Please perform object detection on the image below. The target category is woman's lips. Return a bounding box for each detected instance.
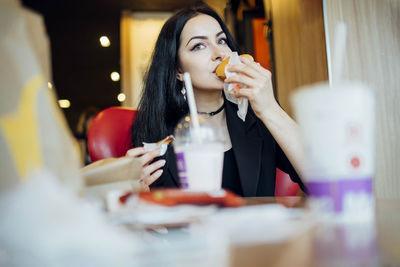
[213,65,220,73]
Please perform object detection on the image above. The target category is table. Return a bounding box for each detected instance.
[117,196,399,266]
[230,198,400,267]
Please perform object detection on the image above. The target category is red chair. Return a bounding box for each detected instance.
[275,168,299,196]
[87,107,299,196]
[87,107,137,162]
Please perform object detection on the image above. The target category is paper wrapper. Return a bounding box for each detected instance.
[223,52,248,121]
[81,157,143,199]
[81,157,142,186]
[0,2,82,193]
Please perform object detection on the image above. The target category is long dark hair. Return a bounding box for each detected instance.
[131,3,240,147]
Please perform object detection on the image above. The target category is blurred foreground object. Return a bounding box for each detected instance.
[292,81,375,221]
[81,156,142,199]
[0,0,81,192]
[120,189,244,207]
[0,172,138,266]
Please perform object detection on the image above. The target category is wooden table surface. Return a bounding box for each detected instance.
[230,198,400,267]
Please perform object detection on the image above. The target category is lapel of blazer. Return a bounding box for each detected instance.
[225,100,263,196]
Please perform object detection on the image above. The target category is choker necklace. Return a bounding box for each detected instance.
[197,102,225,117]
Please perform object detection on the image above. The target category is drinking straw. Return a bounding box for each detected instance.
[183,72,200,129]
[331,21,347,88]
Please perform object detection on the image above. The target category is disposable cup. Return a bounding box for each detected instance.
[174,117,224,192]
[291,81,375,219]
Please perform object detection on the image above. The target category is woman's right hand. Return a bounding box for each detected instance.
[126,147,166,191]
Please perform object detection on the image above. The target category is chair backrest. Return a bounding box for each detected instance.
[275,168,300,196]
[87,107,299,196]
[87,107,137,162]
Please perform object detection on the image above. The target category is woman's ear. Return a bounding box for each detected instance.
[176,68,184,82]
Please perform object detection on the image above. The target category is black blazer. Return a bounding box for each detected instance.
[151,99,306,197]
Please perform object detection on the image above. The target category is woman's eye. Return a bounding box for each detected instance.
[218,38,228,45]
[192,43,206,51]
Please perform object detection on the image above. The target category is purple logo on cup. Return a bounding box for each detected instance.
[176,152,188,188]
[307,177,373,213]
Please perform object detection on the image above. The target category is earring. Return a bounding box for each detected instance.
[181,85,186,100]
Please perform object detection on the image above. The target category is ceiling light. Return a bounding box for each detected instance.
[58,99,70,108]
[99,36,110,47]
[117,93,126,102]
[111,71,120,82]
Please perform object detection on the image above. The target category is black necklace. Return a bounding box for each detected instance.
[197,102,225,116]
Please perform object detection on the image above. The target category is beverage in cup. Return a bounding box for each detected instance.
[291,81,375,220]
[174,116,224,192]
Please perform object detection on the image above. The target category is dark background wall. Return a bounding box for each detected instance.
[22,0,124,134]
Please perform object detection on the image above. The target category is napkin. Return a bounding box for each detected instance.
[223,52,248,121]
[143,135,174,156]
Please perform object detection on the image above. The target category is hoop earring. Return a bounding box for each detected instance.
[181,84,186,100]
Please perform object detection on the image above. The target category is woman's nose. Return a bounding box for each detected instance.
[212,45,226,61]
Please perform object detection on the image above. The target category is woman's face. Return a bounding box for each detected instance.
[177,14,232,92]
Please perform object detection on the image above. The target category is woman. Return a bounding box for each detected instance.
[127,3,307,196]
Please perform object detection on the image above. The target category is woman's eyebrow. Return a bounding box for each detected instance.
[186,36,207,47]
[185,31,225,47]
[216,31,224,37]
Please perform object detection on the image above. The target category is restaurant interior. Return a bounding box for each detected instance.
[1,0,399,266]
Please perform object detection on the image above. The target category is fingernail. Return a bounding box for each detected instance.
[160,159,166,166]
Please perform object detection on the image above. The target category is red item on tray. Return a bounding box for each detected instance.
[119,189,244,207]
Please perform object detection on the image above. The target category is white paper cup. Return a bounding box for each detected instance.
[291,81,375,218]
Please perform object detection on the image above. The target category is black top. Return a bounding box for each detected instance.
[222,148,243,196]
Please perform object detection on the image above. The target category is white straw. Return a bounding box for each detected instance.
[183,72,200,129]
[331,21,347,88]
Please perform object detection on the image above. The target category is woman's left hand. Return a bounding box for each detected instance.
[224,56,278,119]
